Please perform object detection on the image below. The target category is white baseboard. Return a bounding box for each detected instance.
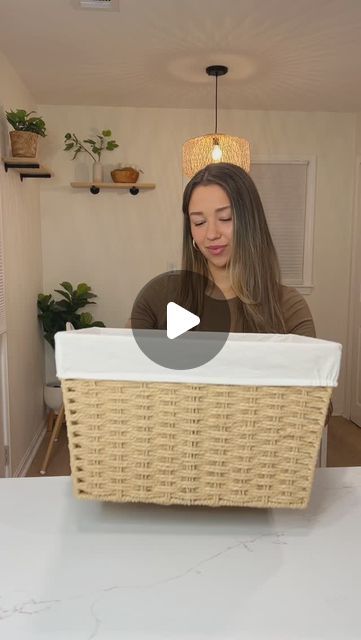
[14,420,47,478]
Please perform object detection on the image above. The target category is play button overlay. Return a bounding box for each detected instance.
[130,270,231,370]
[167,302,200,339]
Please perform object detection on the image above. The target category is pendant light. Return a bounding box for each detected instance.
[182,65,250,178]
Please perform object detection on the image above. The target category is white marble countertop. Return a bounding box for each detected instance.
[0,467,360,639]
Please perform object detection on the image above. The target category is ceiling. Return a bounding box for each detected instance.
[1,0,361,111]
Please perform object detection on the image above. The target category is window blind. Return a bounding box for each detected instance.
[250,162,308,286]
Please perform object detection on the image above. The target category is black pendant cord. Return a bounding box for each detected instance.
[206,65,227,136]
[215,74,218,134]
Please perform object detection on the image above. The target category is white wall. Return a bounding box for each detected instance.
[0,49,45,474]
[39,105,356,414]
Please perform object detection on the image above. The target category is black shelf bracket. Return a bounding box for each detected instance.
[5,161,40,172]
[89,184,140,195]
[3,159,52,181]
[20,172,52,181]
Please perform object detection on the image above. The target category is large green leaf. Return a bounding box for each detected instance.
[54,288,71,301]
[77,282,90,292]
[79,312,93,326]
[60,281,73,294]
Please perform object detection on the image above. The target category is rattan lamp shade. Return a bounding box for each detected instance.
[182,133,251,178]
[182,65,250,178]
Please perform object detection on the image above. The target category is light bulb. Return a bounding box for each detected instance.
[211,143,222,162]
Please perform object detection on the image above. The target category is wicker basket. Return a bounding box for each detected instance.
[9,131,39,157]
[56,328,341,509]
[61,379,332,509]
[111,168,139,183]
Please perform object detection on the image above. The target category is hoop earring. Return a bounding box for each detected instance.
[192,238,198,251]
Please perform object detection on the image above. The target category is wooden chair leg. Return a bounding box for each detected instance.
[40,404,65,475]
[47,409,55,432]
[54,411,65,442]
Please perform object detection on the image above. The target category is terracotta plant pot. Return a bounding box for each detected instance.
[111,168,139,184]
[9,131,39,157]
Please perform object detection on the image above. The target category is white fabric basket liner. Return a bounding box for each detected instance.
[55,328,342,387]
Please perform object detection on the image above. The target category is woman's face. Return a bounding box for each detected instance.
[188,184,233,269]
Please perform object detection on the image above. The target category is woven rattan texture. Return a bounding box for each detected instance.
[9,131,38,157]
[61,380,332,509]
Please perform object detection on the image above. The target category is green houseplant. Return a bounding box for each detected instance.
[38,281,106,412]
[6,109,47,157]
[64,129,119,182]
[37,281,105,349]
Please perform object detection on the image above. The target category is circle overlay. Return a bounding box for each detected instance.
[130,270,231,370]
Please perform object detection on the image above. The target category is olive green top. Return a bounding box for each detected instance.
[129,273,316,337]
[127,274,332,419]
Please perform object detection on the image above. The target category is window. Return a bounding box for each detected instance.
[250,157,316,294]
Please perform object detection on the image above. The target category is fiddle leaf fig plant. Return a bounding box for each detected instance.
[64,129,119,161]
[37,281,105,348]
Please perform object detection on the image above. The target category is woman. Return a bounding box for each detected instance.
[127,162,315,337]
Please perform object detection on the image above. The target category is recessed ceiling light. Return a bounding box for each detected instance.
[77,0,119,10]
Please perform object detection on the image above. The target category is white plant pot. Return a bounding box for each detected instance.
[44,382,63,413]
[92,161,103,182]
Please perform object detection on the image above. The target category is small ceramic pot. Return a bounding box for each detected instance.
[44,382,63,413]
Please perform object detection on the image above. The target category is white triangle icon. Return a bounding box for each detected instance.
[166,302,200,339]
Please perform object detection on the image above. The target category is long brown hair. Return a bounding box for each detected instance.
[180,162,286,332]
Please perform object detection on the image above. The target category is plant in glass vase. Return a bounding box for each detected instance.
[64,129,119,182]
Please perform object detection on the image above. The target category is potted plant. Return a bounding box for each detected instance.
[37,281,105,411]
[111,164,143,184]
[5,109,47,158]
[64,129,119,182]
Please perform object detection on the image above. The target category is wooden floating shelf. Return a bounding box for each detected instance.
[71,182,156,195]
[2,157,52,180]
